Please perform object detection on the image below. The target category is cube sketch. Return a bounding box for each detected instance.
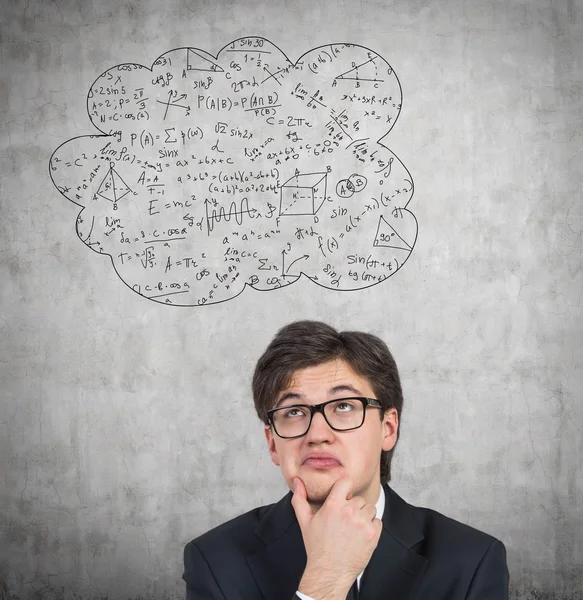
[279,172,328,216]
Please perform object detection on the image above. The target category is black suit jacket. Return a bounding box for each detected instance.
[183,483,509,599]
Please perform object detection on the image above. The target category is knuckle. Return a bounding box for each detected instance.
[366,522,380,538]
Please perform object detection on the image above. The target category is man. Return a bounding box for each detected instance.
[183,321,509,599]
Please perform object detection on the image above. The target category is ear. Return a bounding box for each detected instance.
[264,424,281,466]
[381,407,399,452]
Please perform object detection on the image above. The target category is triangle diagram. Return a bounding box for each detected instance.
[96,167,132,203]
[373,215,412,251]
[336,56,381,82]
[187,48,224,73]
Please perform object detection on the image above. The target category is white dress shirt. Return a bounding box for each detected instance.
[296,485,385,600]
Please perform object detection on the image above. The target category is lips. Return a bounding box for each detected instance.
[302,453,341,468]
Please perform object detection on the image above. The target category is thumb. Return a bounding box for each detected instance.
[290,477,312,528]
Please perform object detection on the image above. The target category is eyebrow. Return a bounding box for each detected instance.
[275,384,363,408]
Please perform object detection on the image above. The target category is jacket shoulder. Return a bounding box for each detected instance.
[401,500,509,596]
[185,501,273,557]
[386,484,501,555]
[412,503,502,561]
[183,501,280,598]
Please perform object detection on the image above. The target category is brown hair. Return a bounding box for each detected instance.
[252,320,403,483]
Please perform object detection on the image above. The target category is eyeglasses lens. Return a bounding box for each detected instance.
[273,399,364,437]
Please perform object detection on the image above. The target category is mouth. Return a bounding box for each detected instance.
[302,456,342,469]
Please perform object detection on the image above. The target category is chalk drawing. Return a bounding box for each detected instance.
[49,38,418,305]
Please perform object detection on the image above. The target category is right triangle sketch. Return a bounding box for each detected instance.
[373,215,412,251]
[186,48,224,72]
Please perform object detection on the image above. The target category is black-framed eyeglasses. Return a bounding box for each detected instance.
[266,397,383,439]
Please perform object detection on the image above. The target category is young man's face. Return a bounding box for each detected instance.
[264,358,399,509]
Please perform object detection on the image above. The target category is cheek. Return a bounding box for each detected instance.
[273,442,299,470]
[353,427,383,467]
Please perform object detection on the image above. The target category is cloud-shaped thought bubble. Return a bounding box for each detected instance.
[49,37,417,305]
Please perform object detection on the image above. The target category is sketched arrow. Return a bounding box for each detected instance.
[283,254,309,279]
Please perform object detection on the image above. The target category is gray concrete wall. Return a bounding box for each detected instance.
[1,0,582,598]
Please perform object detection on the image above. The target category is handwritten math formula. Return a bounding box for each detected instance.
[50,38,418,305]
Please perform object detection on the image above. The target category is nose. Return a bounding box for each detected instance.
[305,409,335,441]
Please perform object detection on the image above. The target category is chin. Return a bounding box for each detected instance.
[304,474,338,504]
[306,490,330,506]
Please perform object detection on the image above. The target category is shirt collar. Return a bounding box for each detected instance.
[375,483,386,520]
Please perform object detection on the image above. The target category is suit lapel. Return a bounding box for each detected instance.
[246,484,428,600]
[247,490,306,600]
[359,484,428,600]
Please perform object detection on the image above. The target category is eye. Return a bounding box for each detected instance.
[335,401,355,412]
[283,406,308,418]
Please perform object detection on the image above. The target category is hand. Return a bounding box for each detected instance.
[292,476,382,600]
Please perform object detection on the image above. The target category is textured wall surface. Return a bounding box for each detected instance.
[1,0,582,598]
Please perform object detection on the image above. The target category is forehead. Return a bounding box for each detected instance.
[278,358,374,398]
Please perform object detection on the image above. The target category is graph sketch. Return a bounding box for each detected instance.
[49,37,418,305]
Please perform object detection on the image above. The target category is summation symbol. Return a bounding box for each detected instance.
[373,215,412,251]
[96,162,133,204]
[186,48,224,73]
[279,172,328,217]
